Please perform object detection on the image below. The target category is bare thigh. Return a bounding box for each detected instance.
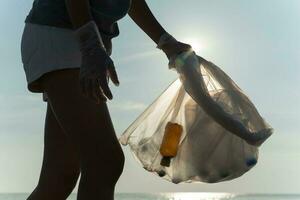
[40,68,125,192]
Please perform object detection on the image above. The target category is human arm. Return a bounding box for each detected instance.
[65,0,119,103]
[128,0,192,59]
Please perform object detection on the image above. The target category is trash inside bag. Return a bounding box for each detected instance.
[119,50,273,184]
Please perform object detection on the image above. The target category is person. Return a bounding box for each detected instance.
[20,0,191,199]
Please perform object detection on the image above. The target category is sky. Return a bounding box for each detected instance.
[0,0,299,194]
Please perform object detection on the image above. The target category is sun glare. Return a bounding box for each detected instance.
[182,37,204,54]
[163,192,236,200]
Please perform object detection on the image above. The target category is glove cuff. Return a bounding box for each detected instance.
[74,20,106,54]
[156,32,178,50]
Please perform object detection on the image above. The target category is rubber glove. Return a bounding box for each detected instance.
[156,32,192,61]
[75,20,119,103]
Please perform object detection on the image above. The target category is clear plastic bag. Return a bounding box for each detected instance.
[119,50,273,184]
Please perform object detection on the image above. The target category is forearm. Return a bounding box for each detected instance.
[128,0,167,44]
[65,0,93,29]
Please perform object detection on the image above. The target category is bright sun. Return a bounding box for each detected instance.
[182,37,204,54]
[163,192,235,200]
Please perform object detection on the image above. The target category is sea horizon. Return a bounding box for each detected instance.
[0,192,299,200]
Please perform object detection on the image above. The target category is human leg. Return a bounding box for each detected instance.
[27,102,81,200]
[41,68,125,200]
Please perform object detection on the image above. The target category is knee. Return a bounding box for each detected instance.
[102,146,125,182]
[114,147,125,176]
[81,145,125,185]
[107,144,125,182]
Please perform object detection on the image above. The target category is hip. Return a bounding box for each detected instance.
[21,23,82,67]
[20,22,113,66]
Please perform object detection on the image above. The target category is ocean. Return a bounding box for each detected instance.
[0,193,299,200]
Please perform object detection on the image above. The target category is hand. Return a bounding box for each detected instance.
[79,47,119,103]
[75,21,119,103]
[157,32,192,59]
[161,41,192,60]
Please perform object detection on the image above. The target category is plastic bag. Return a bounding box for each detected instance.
[119,50,273,184]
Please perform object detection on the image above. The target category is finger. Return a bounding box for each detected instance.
[96,78,109,102]
[93,78,107,103]
[107,62,120,86]
[98,76,113,100]
[106,70,110,85]
[91,78,100,103]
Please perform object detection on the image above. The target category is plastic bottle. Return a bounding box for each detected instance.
[159,122,183,167]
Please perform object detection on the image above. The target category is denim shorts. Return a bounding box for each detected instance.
[20,23,83,102]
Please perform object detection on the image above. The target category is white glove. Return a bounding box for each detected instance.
[156,32,192,66]
[75,20,119,103]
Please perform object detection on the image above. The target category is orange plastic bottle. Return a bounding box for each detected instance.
[159,122,183,167]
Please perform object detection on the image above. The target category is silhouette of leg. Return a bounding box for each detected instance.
[40,68,125,200]
[27,102,81,200]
